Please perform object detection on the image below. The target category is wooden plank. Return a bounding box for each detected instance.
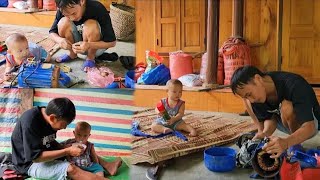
[0,10,55,28]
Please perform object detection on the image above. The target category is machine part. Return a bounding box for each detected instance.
[251,148,281,178]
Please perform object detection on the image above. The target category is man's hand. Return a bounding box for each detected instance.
[252,131,266,140]
[66,145,84,157]
[262,136,288,158]
[58,38,72,50]
[72,41,90,54]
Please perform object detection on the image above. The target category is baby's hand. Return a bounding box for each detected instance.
[167,118,175,125]
[4,73,13,81]
[157,111,164,117]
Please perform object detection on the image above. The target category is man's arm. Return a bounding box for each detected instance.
[33,149,67,163]
[262,117,278,136]
[33,146,83,163]
[243,99,264,132]
[285,120,316,148]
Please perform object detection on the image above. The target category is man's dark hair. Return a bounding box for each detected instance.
[230,65,266,95]
[45,97,76,123]
[55,0,81,10]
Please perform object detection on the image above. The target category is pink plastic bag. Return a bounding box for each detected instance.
[87,67,114,88]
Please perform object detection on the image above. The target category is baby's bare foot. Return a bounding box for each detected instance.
[163,128,173,134]
[189,129,197,136]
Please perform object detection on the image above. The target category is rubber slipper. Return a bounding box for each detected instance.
[82,59,96,72]
[55,54,73,63]
[96,52,119,62]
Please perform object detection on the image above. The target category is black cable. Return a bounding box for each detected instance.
[9,65,25,88]
[23,62,40,87]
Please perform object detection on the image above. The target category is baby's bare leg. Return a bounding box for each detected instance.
[175,121,197,136]
[96,171,104,177]
[151,123,172,134]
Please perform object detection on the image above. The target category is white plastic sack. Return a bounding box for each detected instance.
[13,1,28,9]
[178,74,203,87]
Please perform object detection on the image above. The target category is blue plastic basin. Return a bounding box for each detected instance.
[125,70,135,88]
[204,147,236,172]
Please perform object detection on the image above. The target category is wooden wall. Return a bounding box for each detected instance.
[136,0,156,64]
[136,0,280,72]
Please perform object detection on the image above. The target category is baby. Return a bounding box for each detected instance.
[4,33,50,81]
[63,121,105,177]
[151,79,197,136]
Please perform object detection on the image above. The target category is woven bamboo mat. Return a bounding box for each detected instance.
[0,25,58,52]
[130,109,257,165]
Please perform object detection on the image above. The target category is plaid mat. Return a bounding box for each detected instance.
[130,109,257,164]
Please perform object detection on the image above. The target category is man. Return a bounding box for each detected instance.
[49,0,117,71]
[11,97,120,179]
[230,66,320,158]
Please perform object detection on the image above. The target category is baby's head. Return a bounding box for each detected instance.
[73,121,91,144]
[166,79,183,101]
[5,33,29,61]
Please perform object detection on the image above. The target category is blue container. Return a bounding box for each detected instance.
[106,82,119,89]
[204,147,236,172]
[18,63,70,88]
[125,70,135,88]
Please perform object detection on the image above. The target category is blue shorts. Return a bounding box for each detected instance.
[155,117,183,130]
[27,160,69,180]
[80,163,104,174]
[70,21,106,57]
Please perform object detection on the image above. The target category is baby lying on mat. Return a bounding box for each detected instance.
[62,121,122,177]
[4,33,51,81]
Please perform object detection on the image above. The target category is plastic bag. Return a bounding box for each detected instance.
[87,67,114,88]
[13,1,28,9]
[0,0,8,7]
[178,74,203,87]
[137,64,170,85]
[145,50,163,73]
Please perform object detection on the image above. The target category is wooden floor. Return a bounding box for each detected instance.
[135,87,320,113]
[0,8,55,28]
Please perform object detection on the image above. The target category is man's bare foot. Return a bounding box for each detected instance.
[189,129,197,136]
[163,128,173,134]
[100,157,122,176]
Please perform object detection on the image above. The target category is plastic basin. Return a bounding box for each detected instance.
[125,70,135,88]
[204,147,236,172]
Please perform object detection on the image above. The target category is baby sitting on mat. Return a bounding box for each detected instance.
[4,33,51,81]
[62,121,122,177]
[151,79,197,136]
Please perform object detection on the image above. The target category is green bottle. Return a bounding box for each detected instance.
[156,101,171,120]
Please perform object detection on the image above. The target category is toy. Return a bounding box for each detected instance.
[156,101,171,121]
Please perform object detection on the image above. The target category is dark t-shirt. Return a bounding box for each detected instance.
[251,71,320,129]
[49,0,116,42]
[11,107,59,174]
